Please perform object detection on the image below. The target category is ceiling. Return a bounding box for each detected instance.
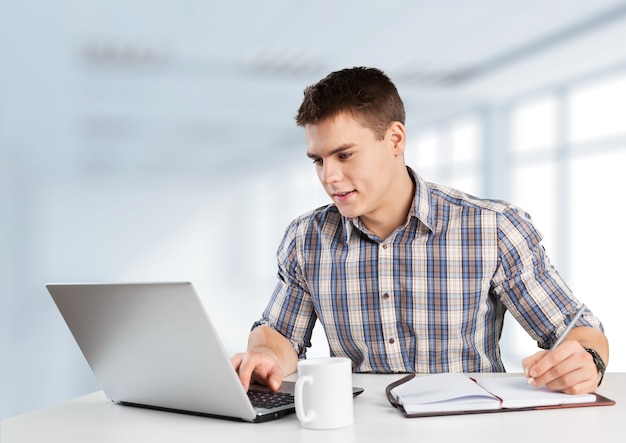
[5,0,626,176]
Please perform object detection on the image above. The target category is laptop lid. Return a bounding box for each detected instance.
[46,282,296,422]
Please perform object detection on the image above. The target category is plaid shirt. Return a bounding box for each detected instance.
[256,168,603,373]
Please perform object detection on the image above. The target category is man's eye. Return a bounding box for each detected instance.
[338,153,351,160]
[312,158,322,166]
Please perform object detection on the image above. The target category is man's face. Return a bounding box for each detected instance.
[305,112,404,223]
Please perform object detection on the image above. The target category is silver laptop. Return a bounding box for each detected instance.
[47,282,362,422]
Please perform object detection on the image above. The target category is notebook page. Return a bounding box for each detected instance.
[477,376,596,409]
[391,373,501,414]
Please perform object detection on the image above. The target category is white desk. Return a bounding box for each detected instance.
[3,373,623,443]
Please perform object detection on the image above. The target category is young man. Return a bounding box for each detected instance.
[230,67,609,395]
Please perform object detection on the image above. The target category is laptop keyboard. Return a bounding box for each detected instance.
[248,390,294,410]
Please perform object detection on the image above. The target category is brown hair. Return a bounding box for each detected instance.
[295,67,406,140]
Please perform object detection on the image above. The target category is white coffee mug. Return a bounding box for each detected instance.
[294,357,354,430]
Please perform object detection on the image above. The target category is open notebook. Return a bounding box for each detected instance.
[386,373,614,418]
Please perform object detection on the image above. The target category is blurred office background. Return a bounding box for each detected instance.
[2,0,626,422]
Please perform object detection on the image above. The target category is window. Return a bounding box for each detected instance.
[569,74,626,144]
[406,128,441,178]
[408,116,483,196]
[510,95,557,153]
[504,72,626,371]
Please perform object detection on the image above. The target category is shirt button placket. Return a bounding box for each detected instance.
[379,241,402,370]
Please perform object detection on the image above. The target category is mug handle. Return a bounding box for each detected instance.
[294,375,315,424]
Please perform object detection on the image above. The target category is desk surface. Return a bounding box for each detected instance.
[3,373,623,443]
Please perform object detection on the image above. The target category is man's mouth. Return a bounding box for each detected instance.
[332,190,356,200]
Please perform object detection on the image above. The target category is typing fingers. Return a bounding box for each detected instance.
[230,351,283,392]
[232,352,259,392]
[230,353,243,371]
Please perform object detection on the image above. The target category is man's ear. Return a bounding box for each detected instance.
[388,121,406,155]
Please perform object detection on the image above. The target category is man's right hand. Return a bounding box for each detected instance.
[230,325,299,392]
[230,350,284,392]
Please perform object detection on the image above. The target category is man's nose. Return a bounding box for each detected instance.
[320,159,341,184]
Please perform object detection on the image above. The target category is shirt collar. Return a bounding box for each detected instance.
[407,166,435,233]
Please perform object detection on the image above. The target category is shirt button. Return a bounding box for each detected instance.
[388,338,395,344]
[382,244,389,249]
[382,293,390,300]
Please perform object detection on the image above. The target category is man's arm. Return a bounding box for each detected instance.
[522,326,609,394]
[230,325,299,392]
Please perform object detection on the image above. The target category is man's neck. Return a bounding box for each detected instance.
[360,168,415,240]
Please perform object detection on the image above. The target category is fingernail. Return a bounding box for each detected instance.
[527,377,535,385]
